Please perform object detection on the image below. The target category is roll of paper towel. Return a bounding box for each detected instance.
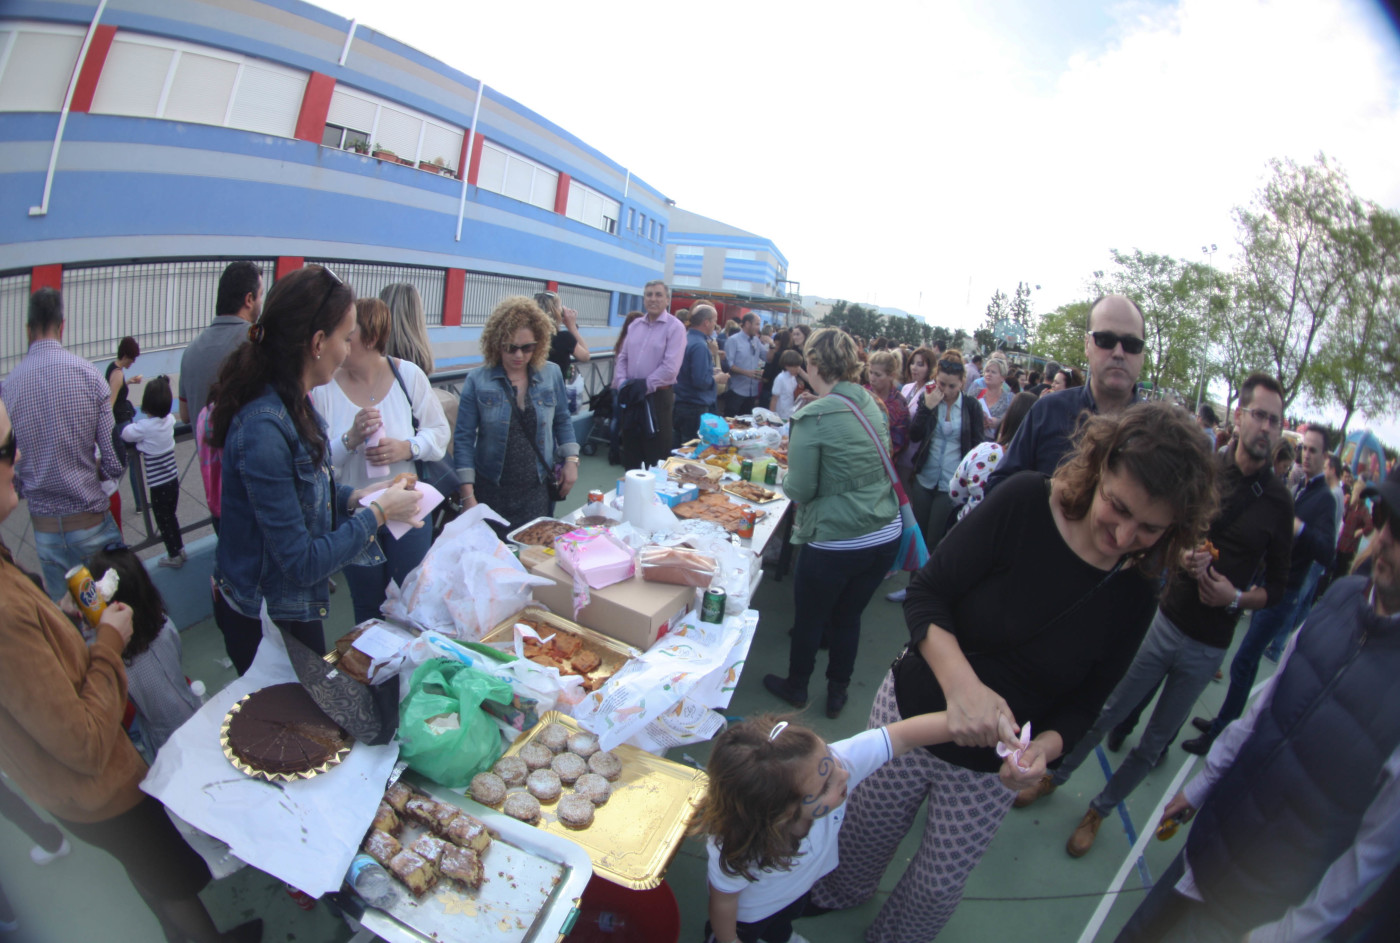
[622,469,655,526]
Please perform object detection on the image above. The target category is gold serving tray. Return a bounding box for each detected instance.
[721,481,783,505]
[492,712,707,890]
[663,456,724,482]
[219,691,352,784]
[480,607,638,692]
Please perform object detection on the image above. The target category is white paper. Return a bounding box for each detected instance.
[350,624,402,661]
[364,426,389,478]
[627,698,727,753]
[141,610,400,898]
[359,481,444,540]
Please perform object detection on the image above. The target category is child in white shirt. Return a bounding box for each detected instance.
[121,376,184,567]
[769,351,805,421]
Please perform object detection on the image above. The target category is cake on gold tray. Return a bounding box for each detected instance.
[220,682,352,783]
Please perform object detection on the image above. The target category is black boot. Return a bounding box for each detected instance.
[763,674,808,709]
[826,683,849,719]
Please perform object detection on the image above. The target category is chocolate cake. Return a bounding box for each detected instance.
[227,683,349,775]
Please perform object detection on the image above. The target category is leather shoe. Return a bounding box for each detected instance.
[763,674,808,709]
[1106,727,1127,752]
[1181,734,1213,755]
[1190,716,1212,734]
[1066,807,1104,858]
[826,684,849,719]
[1013,774,1056,809]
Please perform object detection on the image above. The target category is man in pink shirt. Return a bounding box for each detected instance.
[614,280,685,468]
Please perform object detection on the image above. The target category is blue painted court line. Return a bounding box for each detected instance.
[1095,745,1153,889]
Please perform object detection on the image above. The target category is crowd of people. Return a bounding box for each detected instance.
[1,269,1397,943]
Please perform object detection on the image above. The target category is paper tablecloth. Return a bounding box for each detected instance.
[142,612,400,897]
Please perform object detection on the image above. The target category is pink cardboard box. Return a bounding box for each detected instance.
[553,528,635,590]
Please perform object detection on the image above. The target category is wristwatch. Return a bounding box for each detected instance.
[1226,588,1242,613]
[408,439,421,461]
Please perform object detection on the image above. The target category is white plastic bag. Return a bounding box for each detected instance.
[382,503,552,641]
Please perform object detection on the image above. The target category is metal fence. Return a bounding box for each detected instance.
[460,271,547,325]
[305,259,447,326]
[56,259,275,364]
[0,272,31,376]
[558,283,611,326]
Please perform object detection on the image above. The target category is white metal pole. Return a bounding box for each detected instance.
[338,19,357,66]
[455,78,485,242]
[29,0,109,217]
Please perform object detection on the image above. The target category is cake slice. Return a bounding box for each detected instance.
[363,829,400,866]
[409,833,450,865]
[439,845,484,890]
[445,813,492,853]
[431,803,463,836]
[384,781,414,813]
[371,802,400,836]
[387,850,437,897]
[404,795,442,827]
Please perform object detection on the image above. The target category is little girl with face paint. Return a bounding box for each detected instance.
[693,710,1015,943]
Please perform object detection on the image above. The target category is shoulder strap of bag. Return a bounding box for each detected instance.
[385,357,421,436]
[826,391,900,491]
[505,381,553,477]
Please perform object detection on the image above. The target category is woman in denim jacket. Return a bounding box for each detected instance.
[454,296,579,535]
[208,266,423,675]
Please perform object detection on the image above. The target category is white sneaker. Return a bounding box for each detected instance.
[886,588,908,603]
[30,838,70,866]
[788,933,812,943]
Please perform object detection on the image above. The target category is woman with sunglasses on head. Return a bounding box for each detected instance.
[0,403,261,943]
[534,290,591,378]
[311,298,449,624]
[209,266,423,674]
[454,296,578,537]
[810,403,1217,943]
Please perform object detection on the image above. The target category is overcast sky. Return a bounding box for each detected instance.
[317,0,1400,443]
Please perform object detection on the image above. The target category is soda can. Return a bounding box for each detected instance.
[701,587,726,624]
[65,564,106,627]
[740,458,754,481]
[737,507,757,540]
[587,489,605,506]
[764,461,779,485]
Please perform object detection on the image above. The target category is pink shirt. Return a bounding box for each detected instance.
[615,311,686,393]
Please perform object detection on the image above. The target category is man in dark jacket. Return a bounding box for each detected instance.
[905,356,984,547]
[1185,425,1339,754]
[1115,469,1400,942]
[984,294,1144,493]
[673,304,724,447]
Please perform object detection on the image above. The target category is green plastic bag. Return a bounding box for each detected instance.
[398,659,513,787]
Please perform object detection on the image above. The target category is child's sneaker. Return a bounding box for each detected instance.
[158,551,186,568]
[30,837,70,866]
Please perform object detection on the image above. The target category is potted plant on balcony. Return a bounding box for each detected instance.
[350,140,369,155]
[371,143,398,162]
[418,156,450,175]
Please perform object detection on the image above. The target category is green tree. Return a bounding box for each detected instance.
[982,289,1009,334]
[1234,153,1356,410]
[1030,301,1089,370]
[1103,248,1209,398]
[1010,281,1034,330]
[1305,203,1400,441]
[1201,270,1268,416]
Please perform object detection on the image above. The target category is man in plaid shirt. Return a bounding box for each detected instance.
[1,288,123,599]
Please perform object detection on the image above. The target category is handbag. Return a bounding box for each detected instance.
[386,357,461,498]
[507,389,567,503]
[826,391,927,573]
[281,626,399,745]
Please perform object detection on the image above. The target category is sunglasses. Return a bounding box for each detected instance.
[1089,331,1146,355]
[0,429,15,464]
[936,359,965,376]
[506,342,538,355]
[313,265,344,320]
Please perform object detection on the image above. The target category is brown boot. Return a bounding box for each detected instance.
[1066,807,1104,858]
[1012,774,1057,809]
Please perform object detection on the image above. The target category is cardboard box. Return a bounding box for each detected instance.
[527,557,695,650]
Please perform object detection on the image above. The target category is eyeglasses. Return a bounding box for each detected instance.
[0,429,15,464]
[505,342,538,355]
[1243,407,1283,429]
[1088,331,1146,355]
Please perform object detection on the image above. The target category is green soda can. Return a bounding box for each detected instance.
[701,587,727,623]
[740,458,754,481]
[764,461,779,485]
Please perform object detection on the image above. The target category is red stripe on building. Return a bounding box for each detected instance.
[466,134,485,186]
[554,173,571,215]
[546,281,559,292]
[30,264,62,294]
[275,257,305,281]
[69,24,117,114]
[443,269,465,327]
[294,72,336,144]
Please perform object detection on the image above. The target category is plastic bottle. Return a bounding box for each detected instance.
[592,910,628,933]
[346,853,395,907]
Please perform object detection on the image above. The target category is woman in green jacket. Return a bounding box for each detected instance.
[764,328,900,719]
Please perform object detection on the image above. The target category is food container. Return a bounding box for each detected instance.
[722,481,783,504]
[638,546,719,588]
[663,457,724,482]
[495,712,707,890]
[654,481,699,507]
[480,607,640,693]
[506,517,578,552]
[554,528,635,590]
[352,773,593,943]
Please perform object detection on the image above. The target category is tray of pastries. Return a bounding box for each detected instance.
[479,607,637,694]
[722,481,782,504]
[672,492,768,532]
[505,517,578,551]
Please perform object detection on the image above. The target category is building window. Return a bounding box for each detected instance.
[656,224,665,244]
[726,249,758,261]
[322,123,369,152]
[476,140,557,210]
[723,279,763,293]
[326,84,463,172]
[566,179,622,235]
[0,23,85,113]
[671,275,701,288]
[627,207,636,231]
[674,245,704,259]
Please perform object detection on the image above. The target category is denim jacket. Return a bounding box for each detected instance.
[453,362,579,485]
[215,387,382,622]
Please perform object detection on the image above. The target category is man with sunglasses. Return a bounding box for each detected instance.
[983,294,1144,494]
[1,288,124,600]
[1115,466,1400,943]
[614,280,685,469]
[1184,425,1338,756]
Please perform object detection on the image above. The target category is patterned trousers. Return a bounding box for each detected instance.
[811,671,1014,942]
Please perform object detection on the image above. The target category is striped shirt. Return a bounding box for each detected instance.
[0,339,122,516]
[121,415,179,487]
[809,516,902,551]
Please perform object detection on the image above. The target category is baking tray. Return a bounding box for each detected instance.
[721,481,784,505]
[481,607,639,692]
[494,712,707,890]
[357,774,592,943]
[505,517,577,553]
[663,456,724,481]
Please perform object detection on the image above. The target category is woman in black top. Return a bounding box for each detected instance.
[534,290,590,379]
[106,336,144,516]
[811,403,1217,943]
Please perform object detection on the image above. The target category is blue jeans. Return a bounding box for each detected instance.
[1209,573,1316,738]
[34,512,123,601]
[344,523,433,624]
[1113,850,1236,943]
[1262,561,1324,659]
[1053,610,1226,813]
[787,536,899,693]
